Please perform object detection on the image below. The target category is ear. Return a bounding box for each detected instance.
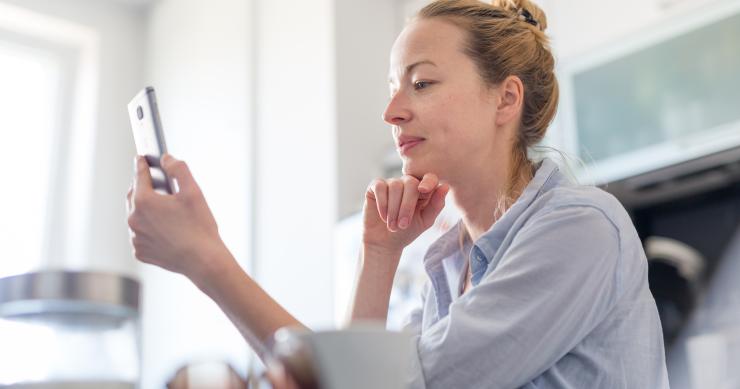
[494,75,524,127]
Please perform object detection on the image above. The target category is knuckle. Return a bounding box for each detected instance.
[136,159,147,172]
[369,178,384,185]
[133,192,151,209]
[180,187,202,205]
[402,175,419,185]
[130,237,140,252]
[127,214,140,231]
[130,238,147,261]
[370,178,386,190]
[171,160,187,172]
[131,248,146,263]
[388,179,404,191]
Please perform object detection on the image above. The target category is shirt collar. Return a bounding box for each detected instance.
[472,158,561,275]
[422,219,465,272]
[424,158,559,284]
[422,158,561,274]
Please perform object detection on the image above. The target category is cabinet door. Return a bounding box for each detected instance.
[559,1,740,184]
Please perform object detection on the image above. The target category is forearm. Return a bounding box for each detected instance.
[190,244,306,360]
[348,245,402,323]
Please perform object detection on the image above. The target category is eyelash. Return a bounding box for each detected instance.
[413,80,433,90]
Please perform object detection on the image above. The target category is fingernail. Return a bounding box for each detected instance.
[399,217,409,229]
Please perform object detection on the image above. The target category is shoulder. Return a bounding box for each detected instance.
[525,159,631,233]
[510,182,633,265]
[521,181,648,288]
[532,180,632,237]
[518,189,622,253]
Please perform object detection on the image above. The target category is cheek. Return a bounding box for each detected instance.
[418,92,464,134]
[454,90,496,133]
[429,93,490,142]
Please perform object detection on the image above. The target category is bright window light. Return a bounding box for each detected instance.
[0,42,60,277]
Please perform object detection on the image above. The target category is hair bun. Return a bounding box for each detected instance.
[491,0,548,32]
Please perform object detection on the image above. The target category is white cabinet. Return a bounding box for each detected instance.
[554,0,740,184]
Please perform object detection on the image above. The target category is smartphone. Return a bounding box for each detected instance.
[127,86,174,194]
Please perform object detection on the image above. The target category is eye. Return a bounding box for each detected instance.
[413,80,432,90]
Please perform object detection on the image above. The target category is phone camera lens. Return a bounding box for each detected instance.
[137,106,144,120]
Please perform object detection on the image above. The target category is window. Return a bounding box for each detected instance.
[0,40,60,276]
[0,3,98,277]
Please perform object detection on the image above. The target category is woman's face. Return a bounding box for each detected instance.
[385,18,507,181]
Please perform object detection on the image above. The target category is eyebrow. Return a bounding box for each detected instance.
[388,60,437,84]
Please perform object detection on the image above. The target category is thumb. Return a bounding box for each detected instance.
[419,183,449,227]
[161,154,198,195]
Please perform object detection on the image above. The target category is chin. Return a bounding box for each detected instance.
[401,157,434,180]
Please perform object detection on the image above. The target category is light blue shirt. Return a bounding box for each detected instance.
[404,158,670,389]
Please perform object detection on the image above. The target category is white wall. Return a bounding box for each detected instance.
[253,0,337,328]
[143,0,252,387]
[144,0,341,386]
[335,0,400,219]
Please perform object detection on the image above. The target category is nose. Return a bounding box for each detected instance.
[382,91,411,126]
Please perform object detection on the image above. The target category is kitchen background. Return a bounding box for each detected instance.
[1,0,739,388]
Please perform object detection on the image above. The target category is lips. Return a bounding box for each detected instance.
[397,135,425,155]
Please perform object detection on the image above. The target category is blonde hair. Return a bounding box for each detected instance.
[417,0,559,216]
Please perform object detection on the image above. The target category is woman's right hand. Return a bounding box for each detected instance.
[362,173,449,256]
[126,154,228,283]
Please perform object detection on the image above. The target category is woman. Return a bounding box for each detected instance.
[127,0,670,387]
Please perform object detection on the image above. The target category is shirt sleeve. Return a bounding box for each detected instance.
[402,281,430,335]
[407,204,623,389]
[403,280,431,389]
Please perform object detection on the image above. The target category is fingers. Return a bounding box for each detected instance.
[126,184,133,213]
[266,363,301,389]
[161,154,198,195]
[367,179,388,222]
[417,173,438,195]
[368,174,441,231]
[126,184,135,240]
[417,173,438,209]
[134,156,153,192]
[131,156,155,216]
[367,173,445,232]
[397,176,420,230]
[386,179,403,231]
[420,182,449,226]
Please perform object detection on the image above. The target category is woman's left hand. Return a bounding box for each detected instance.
[126,154,226,280]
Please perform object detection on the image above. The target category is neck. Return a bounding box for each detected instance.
[449,154,533,242]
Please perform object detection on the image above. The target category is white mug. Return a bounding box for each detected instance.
[272,324,413,389]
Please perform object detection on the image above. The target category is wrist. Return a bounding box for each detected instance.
[361,243,402,259]
[188,240,236,291]
[360,244,403,273]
